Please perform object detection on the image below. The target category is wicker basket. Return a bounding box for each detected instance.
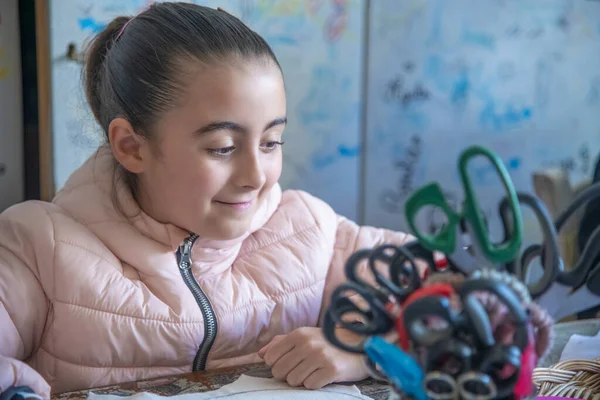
[533,357,600,399]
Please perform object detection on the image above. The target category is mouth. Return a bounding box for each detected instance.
[214,199,254,211]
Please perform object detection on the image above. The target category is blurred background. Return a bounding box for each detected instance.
[2,0,600,251]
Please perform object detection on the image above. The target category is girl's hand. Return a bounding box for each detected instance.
[257,327,369,390]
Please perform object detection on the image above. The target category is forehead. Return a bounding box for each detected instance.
[173,59,286,127]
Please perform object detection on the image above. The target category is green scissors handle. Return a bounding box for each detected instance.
[405,146,523,265]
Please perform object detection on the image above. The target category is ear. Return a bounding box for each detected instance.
[108,118,150,174]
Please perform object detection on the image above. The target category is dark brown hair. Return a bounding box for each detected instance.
[83,2,281,202]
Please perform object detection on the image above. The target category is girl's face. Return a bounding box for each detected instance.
[129,60,286,240]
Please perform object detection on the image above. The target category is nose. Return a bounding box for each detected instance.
[233,148,266,190]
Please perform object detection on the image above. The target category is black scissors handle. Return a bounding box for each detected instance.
[368,244,422,302]
[461,278,528,398]
[552,183,600,289]
[403,240,437,266]
[584,227,600,295]
[322,281,394,354]
[425,337,474,376]
[344,249,382,295]
[499,193,560,298]
[460,277,528,350]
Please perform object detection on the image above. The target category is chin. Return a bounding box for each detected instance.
[206,224,250,241]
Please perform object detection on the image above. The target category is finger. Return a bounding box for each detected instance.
[286,358,320,387]
[303,367,332,390]
[263,336,296,367]
[258,335,284,358]
[271,348,306,381]
[258,346,268,358]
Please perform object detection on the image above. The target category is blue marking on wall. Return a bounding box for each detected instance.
[313,144,361,169]
[471,156,522,186]
[479,99,533,131]
[78,17,107,33]
[427,2,445,45]
[450,73,470,108]
[461,29,496,50]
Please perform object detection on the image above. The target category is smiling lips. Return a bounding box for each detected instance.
[214,199,253,212]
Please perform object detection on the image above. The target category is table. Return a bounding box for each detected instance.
[52,363,393,400]
[52,320,600,400]
[536,319,600,368]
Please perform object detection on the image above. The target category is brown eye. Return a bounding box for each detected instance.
[207,146,235,157]
[261,141,285,152]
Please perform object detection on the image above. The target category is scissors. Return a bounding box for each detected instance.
[423,371,498,400]
[323,242,428,352]
[498,193,561,299]
[519,182,600,320]
[405,146,523,276]
[401,277,529,400]
[343,242,429,305]
[321,289,423,393]
[363,336,428,400]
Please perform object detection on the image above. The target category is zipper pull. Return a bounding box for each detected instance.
[178,239,193,270]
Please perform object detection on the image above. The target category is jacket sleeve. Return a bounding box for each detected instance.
[319,214,427,323]
[0,203,53,398]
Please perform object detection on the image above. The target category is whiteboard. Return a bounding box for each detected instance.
[48,0,364,220]
[0,0,24,211]
[364,0,600,240]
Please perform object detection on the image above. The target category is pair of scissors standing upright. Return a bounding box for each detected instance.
[512,183,600,320]
[404,146,524,276]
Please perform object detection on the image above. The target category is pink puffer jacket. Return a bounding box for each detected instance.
[0,147,412,397]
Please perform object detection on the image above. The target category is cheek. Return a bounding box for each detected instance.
[264,155,283,187]
[182,164,227,202]
[154,153,224,202]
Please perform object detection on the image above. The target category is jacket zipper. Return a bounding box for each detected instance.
[176,233,218,371]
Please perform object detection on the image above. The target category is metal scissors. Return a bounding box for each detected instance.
[520,182,600,320]
[363,336,427,400]
[323,243,427,352]
[401,277,529,400]
[322,280,395,354]
[405,146,523,276]
[321,286,424,395]
[498,192,561,299]
[344,243,427,304]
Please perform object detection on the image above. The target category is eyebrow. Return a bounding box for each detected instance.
[194,117,287,136]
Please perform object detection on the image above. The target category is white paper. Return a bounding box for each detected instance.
[559,329,600,362]
[87,375,373,400]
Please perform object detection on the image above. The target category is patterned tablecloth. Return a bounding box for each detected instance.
[52,363,393,400]
[52,320,600,400]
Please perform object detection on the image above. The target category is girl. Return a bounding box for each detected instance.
[0,3,416,397]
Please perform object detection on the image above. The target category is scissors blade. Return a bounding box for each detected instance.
[550,284,600,321]
[534,282,573,319]
[448,224,496,275]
